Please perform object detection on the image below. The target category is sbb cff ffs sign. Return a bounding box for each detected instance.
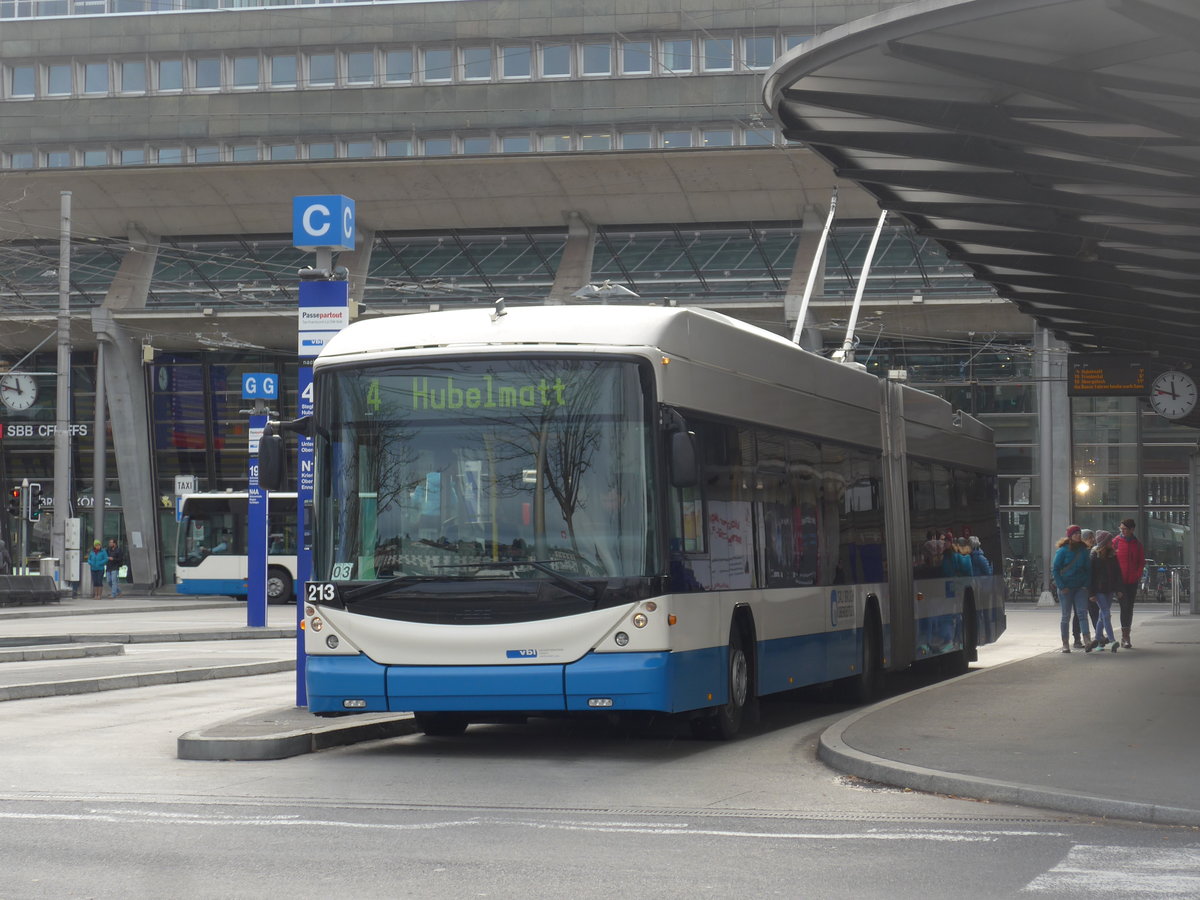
[292,195,355,251]
[1068,355,1149,397]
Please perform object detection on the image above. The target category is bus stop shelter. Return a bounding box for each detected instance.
[762,0,1200,609]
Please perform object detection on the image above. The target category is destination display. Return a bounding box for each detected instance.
[1067,355,1149,397]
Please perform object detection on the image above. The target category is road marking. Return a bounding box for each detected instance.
[1023,845,1200,895]
[0,808,1063,842]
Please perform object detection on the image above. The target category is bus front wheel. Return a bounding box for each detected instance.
[691,627,753,740]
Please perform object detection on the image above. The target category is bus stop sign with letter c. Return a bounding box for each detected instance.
[292,195,355,250]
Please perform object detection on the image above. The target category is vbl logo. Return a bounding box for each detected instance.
[506,649,538,658]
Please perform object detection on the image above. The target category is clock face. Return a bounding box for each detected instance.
[1150,371,1198,420]
[0,373,37,411]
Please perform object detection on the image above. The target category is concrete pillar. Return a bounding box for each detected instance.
[547,211,596,304]
[93,227,161,588]
[338,226,375,317]
[783,205,828,352]
[1037,326,1071,605]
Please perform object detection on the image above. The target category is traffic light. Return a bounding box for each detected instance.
[6,485,20,519]
[26,483,41,521]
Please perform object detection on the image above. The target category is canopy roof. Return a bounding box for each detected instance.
[764,0,1200,363]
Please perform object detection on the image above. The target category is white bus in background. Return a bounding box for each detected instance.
[175,491,298,603]
[280,305,1005,737]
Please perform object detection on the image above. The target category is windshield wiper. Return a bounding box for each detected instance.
[433,559,600,602]
[339,573,454,604]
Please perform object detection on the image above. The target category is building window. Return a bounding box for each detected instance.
[423,48,452,82]
[83,62,109,95]
[308,53,336,87]
[157,147,183,164]
[45,150,71,167]
[308,142,336,159]
[120,60,146,93]
[120,148,146,165]
[582,43,611,76]
[702,38,733,72]
[231,144,258,162]
[423,137,452,156]
[344,140,374,158]
[580,133,611,151]
[620,132,652,150]
[193,145,220,163]
[83,149,109,166]
[346,51,374,85]
[702,129,733,147]
[270,144,297,160]
[621,41,652,75]
[743,35,775,69]
[193,57,220,90]
[9,65,35,98]
[542,134,571,152]
[157,59,183,92]
[541,44,571,78]
[384,50,412,84]
[660,39,692,74]
[501,46,530,79]
[743,127,775,146]
[9,152,34,169]
[384,139,412,157]
[461,136,491,154]
[785,34,812,51]
[47,63,72,96]
[232,55,259,90]
[270,54,297,88]
[462,47,491,81]
[661,130,692,148]
[500,135,531,153]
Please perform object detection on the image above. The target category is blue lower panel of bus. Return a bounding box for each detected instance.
[176,579,246,596]
[306,647,727,715]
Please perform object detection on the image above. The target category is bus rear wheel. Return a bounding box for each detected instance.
[267,566,293,605]
[414,713,469,736]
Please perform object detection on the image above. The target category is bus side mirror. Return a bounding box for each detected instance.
[669,430,698,488]
[259,429,285,492]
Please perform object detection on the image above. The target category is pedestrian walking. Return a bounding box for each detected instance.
[1088,530,1121,652]
[87,540,108,601]
[0,538,10,575]
[1112,518,1145,649]
[1071,529,1100,647]
[1053,524,1095,653]
[105,537,124,598]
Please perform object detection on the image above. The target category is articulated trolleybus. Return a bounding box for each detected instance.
[293,305,1005,737]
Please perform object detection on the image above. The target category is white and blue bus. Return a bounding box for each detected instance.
[175,492,299,603]
[291,306,1005,737]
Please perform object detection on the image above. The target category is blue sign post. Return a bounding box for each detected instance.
[247,413,268,628]
[294,366,315,706]
[291,193,355,707]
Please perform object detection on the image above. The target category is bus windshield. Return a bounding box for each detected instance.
[315,357,656,583]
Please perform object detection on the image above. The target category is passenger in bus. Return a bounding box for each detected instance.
[967,536,992,575]
[1053,525,1094,653]
[211,531,231,554]
[942,535,972,577]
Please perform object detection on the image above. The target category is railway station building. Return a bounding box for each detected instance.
[0,0,1194,594]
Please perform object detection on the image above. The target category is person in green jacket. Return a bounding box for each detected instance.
[1052,525,1094,653]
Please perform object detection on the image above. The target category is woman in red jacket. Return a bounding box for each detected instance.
[1112,518,1144,649]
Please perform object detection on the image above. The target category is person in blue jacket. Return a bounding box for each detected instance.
[1053,524,1094,653]
[87,540,108,601]
[968,535,993,575]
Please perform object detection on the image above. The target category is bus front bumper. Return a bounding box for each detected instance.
[305,649,724,716]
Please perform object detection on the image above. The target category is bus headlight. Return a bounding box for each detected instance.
[326,635,340,649]
[631,612,649,628]
[311,616,324,632]
[614,631,629,646]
